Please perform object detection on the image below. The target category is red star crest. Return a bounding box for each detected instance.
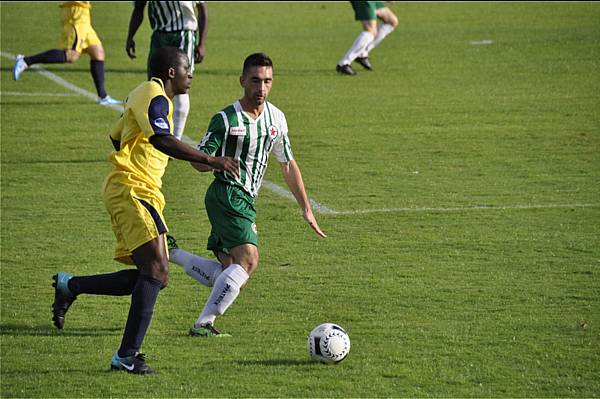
[268,125,278,138]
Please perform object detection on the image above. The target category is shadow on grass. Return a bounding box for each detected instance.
[0,65,339,77]
[237,359,315,367]
[1,158,107,165]
[0,65,145,75]
[0,323,121,337]
[0,99,93,107]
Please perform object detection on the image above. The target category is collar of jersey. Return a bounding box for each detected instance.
[149,77,166,93]
[235,100,265,124]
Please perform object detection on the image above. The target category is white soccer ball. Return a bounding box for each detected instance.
[307,323,351,364]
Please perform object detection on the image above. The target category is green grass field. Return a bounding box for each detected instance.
[1,1,599,397]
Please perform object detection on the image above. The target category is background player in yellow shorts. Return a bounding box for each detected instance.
[50,47,240,374]
[12,1,121,105]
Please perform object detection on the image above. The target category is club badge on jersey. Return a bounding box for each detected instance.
[267,125,278,139]
[154,118,169,131]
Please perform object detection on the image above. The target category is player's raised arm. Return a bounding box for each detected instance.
[279,160,327,238]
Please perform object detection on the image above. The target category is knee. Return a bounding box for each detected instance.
[229,244,259,277]
[87,45,105,61]
[232,255,258,276]
[65,50,80,63]
[364,26,377,36]
[160,276,169,289]
[148,261,169,287]
[362,20,377,36]
[389,15,399,28]
[242,252,259,276]
[244,261,258,276]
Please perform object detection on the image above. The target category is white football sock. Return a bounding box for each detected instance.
[362,24,395,57]
[195,264,249,327]
[173,93,190,141]
[339,31,375,66]
[169,248,223,287]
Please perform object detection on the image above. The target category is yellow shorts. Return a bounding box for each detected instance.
[59,5,101,52]
[102,177,168,264]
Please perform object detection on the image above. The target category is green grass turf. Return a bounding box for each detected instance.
[1,1,599,397]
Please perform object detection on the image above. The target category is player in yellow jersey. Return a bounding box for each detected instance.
[12,1,120,105]
[50,47,239,374]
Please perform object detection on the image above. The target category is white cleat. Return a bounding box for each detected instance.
[13,54,28,81]
[97,95,123,106]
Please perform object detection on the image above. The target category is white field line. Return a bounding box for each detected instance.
[470,39,494,45]
[1,50,124,112]
[4,51,596,216]
[329,203,600,215]
[1,91,78,97]
[178,135,337,214]
[0,50,335,212]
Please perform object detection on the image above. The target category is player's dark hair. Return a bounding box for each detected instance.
[242,52,273,75]
[149,47,188,81]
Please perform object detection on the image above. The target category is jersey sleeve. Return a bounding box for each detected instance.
[198,112,226,155]
[272,114,294,162]
[136,95,172,138]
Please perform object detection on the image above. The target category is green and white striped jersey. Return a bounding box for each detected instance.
[148,1,201,32]
[198,100,294,198]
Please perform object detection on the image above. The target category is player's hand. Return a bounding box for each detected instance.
[126,39,136,59]
[194,44,205,64]
[210,156,240,179]
[304,210,327,238]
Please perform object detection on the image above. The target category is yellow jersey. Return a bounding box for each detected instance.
[105,78,173,205]
[60,1,91,9]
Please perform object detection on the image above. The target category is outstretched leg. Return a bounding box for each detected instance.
[190,244,255,337]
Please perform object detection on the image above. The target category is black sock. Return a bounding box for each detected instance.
[118,275,162,357]
[90,59,107,98]
[68,269,139,296]
[24,49,66,66]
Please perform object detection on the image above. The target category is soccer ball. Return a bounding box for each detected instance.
[307,323,351,363]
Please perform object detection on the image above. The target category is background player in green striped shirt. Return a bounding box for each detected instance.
[168,53,326,337]
[126,1,208,140]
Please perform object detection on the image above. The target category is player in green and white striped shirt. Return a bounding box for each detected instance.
[126,1,208,140]
[168,53,327,337]
[198,93,294,197]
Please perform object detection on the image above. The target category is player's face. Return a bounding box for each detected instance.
[240,66,273,107]
[172,56,193,95]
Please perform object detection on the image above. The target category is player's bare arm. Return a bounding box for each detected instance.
[195,2,208,63]
[279,160,327,238]
[150,135,239,178]
[190,161,214,173]
[125,1,147,59]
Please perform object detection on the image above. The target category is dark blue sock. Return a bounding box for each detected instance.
[90,60,107,98]
[118,275,162,357]
[24,49,66,66]
[68,269,139,296]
